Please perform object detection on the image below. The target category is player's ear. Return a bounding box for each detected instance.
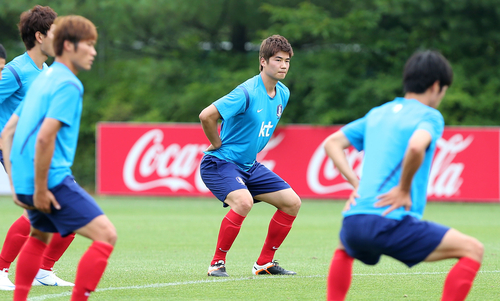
[35,31,44,44]
[63,40,75,52]
[260,57,266,69]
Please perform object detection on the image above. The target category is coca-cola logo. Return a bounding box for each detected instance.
[428,134,473,197]
[307,143,364,194]
[123,129,210,192]
[306,134,474,197]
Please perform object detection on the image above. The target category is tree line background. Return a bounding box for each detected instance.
[1,0,499,189]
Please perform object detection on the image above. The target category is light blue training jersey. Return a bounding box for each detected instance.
[11,62,84,194]
[341,97,444,220]
[206,74,290,171]
[0,52,47,131]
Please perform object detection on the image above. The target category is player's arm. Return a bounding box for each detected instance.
[399,129,432,191]
[1,113,19,192]
[376,129,432,215]
[0,114,34,209]
[199,104,222,151]
[0,67,21,105]
[33,118,62,214]
[324,131,359,189]
[324,130,360,209]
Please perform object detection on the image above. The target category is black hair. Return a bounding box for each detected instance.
[403,50,453,93]
[0,44,6,59]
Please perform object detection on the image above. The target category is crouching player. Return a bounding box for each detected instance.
[1,15,116,301]
[324,50,483,301]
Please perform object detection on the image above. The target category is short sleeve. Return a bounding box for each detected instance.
[0,67,21,104]
[46,82,82,127]
[341,117,366,151]
[416,111,444,142]
[212,87,247,120]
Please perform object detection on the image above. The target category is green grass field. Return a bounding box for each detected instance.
[0,196,499,300]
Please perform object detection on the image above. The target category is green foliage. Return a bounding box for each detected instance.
[1,0,499,187]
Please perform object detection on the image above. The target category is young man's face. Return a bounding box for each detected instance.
[0,58,5,81]
[72,40,97,71]
[40,24,56,57]
[261,51,291,81]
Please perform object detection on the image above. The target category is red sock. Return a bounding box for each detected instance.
[327,249,354,301]
[256,210,296,265]
[0,215,30,271]
[13,237,47,301]
[40,232,75,270]
[72,241,114,301]
[442,257,481,301]
[211,209,246,265]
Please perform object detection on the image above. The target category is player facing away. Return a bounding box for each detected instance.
[324,50,483,301]
[0,6,76,290]
[199,35,301,277]
[1,15,117,301]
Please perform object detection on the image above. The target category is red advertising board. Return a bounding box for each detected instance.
[97,123,500,202]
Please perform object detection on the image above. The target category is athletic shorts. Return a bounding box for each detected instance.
[200,155,291,206]
[340,214,449,267]
[0,150,4,171]
[17,175,104,237]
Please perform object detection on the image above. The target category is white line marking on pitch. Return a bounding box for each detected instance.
[28,270,500,301]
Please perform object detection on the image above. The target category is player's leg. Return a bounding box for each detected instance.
[248,163,301,275]
[327,242,354,301]
[33,232,76,286]
[253,188,300,273]
[211,189,253,271]
[71,214,116,301]
[423,228,483,301]
[14,228,52,301]
[43,176,115,301]
[200,155,254,277]
[205,189,252,276]
[0,210,30,291]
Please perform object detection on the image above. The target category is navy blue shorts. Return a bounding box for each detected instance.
[340,214,449,267]
[200,155,291,207]
[0,149,5,171]
[17,176,104,237]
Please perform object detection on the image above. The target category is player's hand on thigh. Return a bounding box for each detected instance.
[34,188,61,213]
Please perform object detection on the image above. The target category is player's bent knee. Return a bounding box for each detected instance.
[225,192,254,214]
[457,234,483,263]
[467,237,484,263]
[233,199,253,215]
[105,229,118,246]
[93,223,117,246]
[285,194,301,214]
[101,220,118,246]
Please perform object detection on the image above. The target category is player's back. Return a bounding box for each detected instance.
[343,97,444,220]
[11,62,83,195]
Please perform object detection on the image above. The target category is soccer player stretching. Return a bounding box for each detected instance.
[1,15,117,301]
[199,35,301,276]
[324,50,483,301]
[0,5,75,290]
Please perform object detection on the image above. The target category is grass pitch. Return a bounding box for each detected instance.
[0,196,499,300]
